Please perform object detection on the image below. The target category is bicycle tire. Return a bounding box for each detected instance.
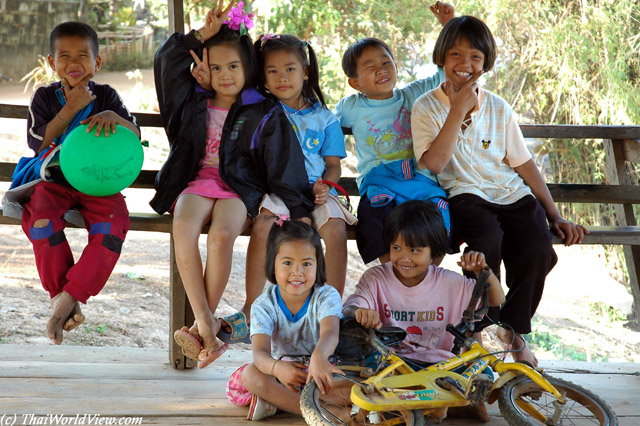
[300,373,425,426]
[498,375,618,426]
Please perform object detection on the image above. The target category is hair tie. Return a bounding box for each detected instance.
[301,39,311,48]
[274,214,289,227]
[223,1,255,35]
[258,33,280,51]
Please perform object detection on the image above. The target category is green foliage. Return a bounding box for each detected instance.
[527,320,608,362]
[100,49,156,72]
[589,301,627,323]
[21,56,57,92]
[253,0,444,106]
[84,324,110,335]
[115,6,137,27]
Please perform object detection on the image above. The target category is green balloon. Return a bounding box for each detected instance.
[60,124,143,196]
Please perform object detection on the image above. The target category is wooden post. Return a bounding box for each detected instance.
[604,139,640,323]
[168,0,184,34]
[169,233,196,369]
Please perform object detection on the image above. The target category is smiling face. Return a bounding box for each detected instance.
[207,43,246,107]
[348,45,397,100]
[389,236,433,288]
[443,36,485,91]
[48,35,101,87]
[264,49,308,109]
[274,239,317,302]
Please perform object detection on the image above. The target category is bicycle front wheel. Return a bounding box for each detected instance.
[300,373,424,426]
[498,375,618,426]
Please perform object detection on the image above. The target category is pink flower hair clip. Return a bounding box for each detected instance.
[223,1,255,35]
[274,214,289,227]
[258,33,281,50]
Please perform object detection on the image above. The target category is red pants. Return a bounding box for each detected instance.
[22,182,130,303]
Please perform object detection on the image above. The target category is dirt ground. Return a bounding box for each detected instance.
[1,71,639,363]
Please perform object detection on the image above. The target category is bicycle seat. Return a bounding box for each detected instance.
[335,317,407,362]
[375,326,407,346]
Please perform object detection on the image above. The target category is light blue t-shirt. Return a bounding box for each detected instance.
[251,284,343,357]
[334,68,445,187]
[281,101,346,185]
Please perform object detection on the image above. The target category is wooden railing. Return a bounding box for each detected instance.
[2,103,640,368]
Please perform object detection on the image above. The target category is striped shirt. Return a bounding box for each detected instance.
[412,86,532,205]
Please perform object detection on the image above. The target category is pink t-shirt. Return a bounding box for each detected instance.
[198,102,228,170]
[344,263,477,363]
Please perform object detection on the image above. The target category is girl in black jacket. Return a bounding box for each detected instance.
[152,1,313,368]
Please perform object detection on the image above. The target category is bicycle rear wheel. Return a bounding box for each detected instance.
[300,373,424,426]
[498,375,618,426]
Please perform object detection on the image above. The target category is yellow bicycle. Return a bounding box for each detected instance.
[301,269,618,426]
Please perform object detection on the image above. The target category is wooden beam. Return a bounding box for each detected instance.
[168,0,184,34]
[0,104,164,127]
[604,139,640,323]
[169,233,196,369]
[519,125,640,139]
[5,104,640,141]
[623,139,640,163]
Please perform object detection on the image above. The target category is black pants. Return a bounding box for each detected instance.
[449,194,557,334]
[355,194,396,264]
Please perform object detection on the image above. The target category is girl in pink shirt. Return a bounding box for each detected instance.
[343,200,504,364]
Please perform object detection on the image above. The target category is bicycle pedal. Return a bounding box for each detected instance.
[436,376,466,396]
[467,374,493,405]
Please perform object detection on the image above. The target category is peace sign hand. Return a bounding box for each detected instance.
[198,0,236,41]
[190,49,212,91]
[445,70,483,116]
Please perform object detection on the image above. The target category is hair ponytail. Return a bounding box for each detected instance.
[305,42,326,107]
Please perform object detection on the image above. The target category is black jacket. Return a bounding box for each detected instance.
[150,31,313,218]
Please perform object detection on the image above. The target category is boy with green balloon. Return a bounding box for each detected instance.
[9,21,141,345]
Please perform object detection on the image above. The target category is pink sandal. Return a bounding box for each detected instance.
[173,329,203,361]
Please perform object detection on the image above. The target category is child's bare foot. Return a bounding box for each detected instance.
[496,327,538,368]
[194,314,228,368]
[47,291,78,345]
[63,302,85,331]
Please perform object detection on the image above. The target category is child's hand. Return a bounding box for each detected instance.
[430,2,455,26]
[355,308,382,329]
[198,0,236,41]
[307,353,343,395]
[457,251,488,275]
[273,360,307,393]
[312,178,330,205]
[190,49,212,91]
[80,111,121,137]
[62,75,96,113]
[550,217,588,246]
[445,70,483,116]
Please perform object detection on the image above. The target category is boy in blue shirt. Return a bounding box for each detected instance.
[334,2,454,264]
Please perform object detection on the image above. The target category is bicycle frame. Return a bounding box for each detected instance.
[350,337,566,421]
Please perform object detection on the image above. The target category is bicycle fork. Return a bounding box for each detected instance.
[490,364,568,424]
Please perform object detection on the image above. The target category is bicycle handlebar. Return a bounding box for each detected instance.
[462,266,492,323]
[450,266,492,354]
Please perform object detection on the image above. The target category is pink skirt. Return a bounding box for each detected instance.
[180,166,239,200]
[170,167,240,213]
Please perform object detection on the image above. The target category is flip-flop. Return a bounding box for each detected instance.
[198,342,229,369]
[217,311,251,344]
[173,329,202,361]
